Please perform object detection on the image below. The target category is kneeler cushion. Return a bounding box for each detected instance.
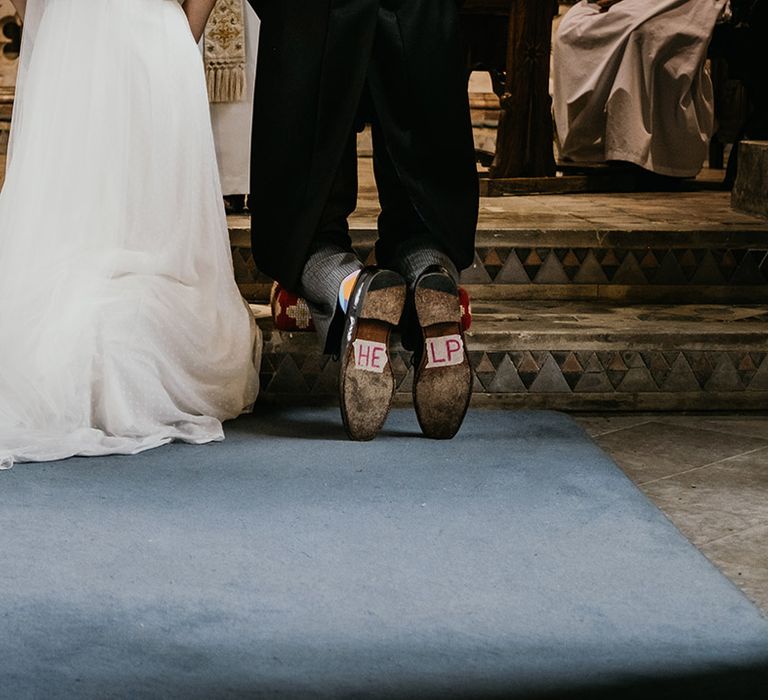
[270,282,473,333]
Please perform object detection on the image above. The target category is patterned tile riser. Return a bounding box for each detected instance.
[464,248,768,286]
[259,347,768,400]
[232,245,768,302]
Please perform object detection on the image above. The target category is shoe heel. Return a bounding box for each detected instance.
[414,272,461,328]
[359,272,407,327]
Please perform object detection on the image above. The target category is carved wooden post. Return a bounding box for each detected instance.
[0,0,21,154]
[492,0,557,179]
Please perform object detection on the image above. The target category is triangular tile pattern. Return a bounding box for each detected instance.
[705,356,746,392]
[529,355,572,393]
[236,245,768,293]
[675,249,699,281]
[573,251,610,284]
[390,353,411,387]
[617,366,659,393]
[612,253,648,285]
[653,251,687,285]
[730,251,766,285]
[715,249,738,280]
[559,249,582,281]
[574,366,616,393]
[479,248,508,281]
[259,348,768,401]
[475,352,498,390]
[598,249,624,281]
[534,252,571,284]
[398,366,415,393]
[690,251,728,285]
[736,352,762,387]
[685,351,715,388]
[495,251,530,284]
[459,252,493,284]
[641,351,672,388]
[662,354,702,392]
[553,351,584,391]
[639,250,660,274]
[367,238,756,283]
[488,356,527,393]
[266,355,310,394]
[310,360,341,395]
[521,249,545,281]
[514,351,541,389]
[747,355,768,391]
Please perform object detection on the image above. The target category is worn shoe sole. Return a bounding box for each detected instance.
[413,271,472,439]
[340,271,407,442]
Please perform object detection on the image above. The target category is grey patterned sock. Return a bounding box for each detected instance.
[394,239,460,288]
[300,245,364,354]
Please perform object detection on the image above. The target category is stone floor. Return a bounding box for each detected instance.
[349,152,768,231]
[228,157,768,236]
[574,412,768,615]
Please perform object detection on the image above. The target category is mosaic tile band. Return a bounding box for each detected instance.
[259,341,768,409]
[232,244,768,302]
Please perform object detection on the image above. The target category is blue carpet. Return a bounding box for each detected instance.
[0,409,766,699]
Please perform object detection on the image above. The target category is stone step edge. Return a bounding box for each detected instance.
[260,325,768,350]
[230,226,768,249]
[242,283,768,304]
[255,306,768,350]
[256,392,768,412]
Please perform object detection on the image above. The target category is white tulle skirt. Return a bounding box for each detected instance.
[0,0,261,468]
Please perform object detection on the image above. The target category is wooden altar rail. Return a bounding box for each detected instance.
[461,0,558,181]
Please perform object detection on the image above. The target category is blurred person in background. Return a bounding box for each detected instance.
[554,0,730,179]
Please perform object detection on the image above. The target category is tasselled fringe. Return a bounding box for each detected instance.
[206,65,247,104]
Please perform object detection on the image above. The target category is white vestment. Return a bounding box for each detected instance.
[209,3,260,196]
[554,0,727,177]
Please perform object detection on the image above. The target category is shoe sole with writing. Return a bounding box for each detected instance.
[413,271,472,440]
[340,271,407,442]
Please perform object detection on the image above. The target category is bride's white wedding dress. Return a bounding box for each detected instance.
[0,0,261,468]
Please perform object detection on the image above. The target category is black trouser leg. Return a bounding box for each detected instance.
[371,117,459,287]
[369,112,459,353]
[300,130,364,354]
[365,0,478,274]
[363,1,464,286]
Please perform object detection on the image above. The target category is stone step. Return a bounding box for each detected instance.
[231,190,768,304]
[254,301,768,411]
[733,141,768,219]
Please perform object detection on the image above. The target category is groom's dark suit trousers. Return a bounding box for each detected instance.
[247,0,479,350]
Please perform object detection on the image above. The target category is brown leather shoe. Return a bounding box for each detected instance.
[339,268,407,441]
[412,267,472,439]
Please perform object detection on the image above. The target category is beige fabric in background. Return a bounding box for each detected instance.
[553,0,728,177]
[204,0,246,103]
[209,3,259,195]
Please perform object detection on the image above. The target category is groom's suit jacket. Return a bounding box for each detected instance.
[247,0,479,291]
